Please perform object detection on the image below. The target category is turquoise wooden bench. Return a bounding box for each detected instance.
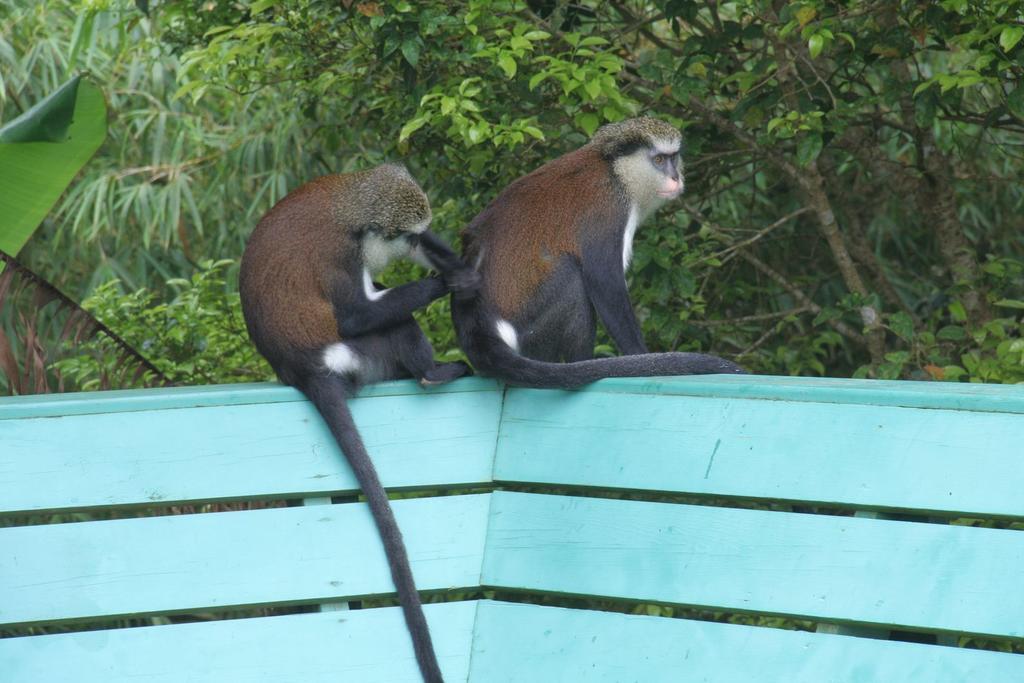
[2,376,1023,681]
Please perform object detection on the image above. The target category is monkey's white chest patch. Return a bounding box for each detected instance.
[622,204,640,270]
[323,342,361,375]
[362,269,389,301]
[495,319,520,353]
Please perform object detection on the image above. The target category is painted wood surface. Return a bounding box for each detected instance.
[0,494,490,626]
[0,602,477,683]
[3,376,1023,676]
[481,492,1024,639]
[574,375,1024,413]
[0,385,500,514]
[0,377,499,420]
[6,600,1020,682]
[496,387,1024,517]
[469,601,1024,682]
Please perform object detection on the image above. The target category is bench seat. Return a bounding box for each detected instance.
[2,376,1022,681]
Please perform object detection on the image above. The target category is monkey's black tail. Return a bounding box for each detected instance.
[301,373,444,683]
[480,339,744,389]
[454,302,744,389]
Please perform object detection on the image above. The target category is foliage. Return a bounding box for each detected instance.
[54,260,273,389]
[867,257,1024,383]
[0,249,165,395]
[2,0,1022,385]
[0,75,107,256]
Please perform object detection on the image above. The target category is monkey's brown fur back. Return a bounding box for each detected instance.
[463,145,623,317]
[240,175,351,354]
[240,165,431,358]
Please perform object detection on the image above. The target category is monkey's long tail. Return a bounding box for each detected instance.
[302,374,444,683]
[468,327,741,387]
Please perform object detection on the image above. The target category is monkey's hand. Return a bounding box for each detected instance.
[443,267,481,301]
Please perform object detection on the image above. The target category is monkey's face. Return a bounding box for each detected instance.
[650,148,684,199]
[613,138,684,214]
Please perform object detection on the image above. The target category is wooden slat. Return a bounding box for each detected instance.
[0,377,499,420]
[575,375,1024,413]
[481,492,1024,639]
[0,602,476,683]
[496,388,1024,517]
[469,600,1024,682]
[1,384,500,514]
[0,494,490,626]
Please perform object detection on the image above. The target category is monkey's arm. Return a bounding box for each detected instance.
[412,230,463,272]
[580,242,649,356]
[334,276,447,338]
[412,230,481,301]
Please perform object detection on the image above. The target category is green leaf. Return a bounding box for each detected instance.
[808,33,824,58]
[0,76,107,255]
[813,307,839,325]
[458,78,481,96]
[401,39,421,67]
[578,112,600,136]
[498,54,517,78]
[796,133,823,166]
[528,72,548,90]
[937,325,966,341]
[1008,85,1024,120]
[466,120,490,145]
[398,116,428,142]
[249,0,277,13]
[913,79,936,96]
[884,350,910,364]
[68,10,97,73]
[999,26,1024,52]
[522,125,544,140]
[994,298,1024,310]
[888,312,914,341]
[942,365,967,381]
[0,76,82,143]
[795,6,817,27]
[948,300,967,322]
[583,78,602,100]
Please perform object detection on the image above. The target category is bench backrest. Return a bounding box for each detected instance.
[2,376,1023,681]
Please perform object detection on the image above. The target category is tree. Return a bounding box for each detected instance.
[4,0,1022,385]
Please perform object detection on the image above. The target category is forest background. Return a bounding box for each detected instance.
[2,0,1023,393]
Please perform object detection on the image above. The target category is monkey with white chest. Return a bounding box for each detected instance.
[453,116,744,386]
[240,164,476,683]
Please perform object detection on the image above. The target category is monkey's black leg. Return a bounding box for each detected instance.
[580,242,649,356]
[334,277,447,338]
[392,319,470,386]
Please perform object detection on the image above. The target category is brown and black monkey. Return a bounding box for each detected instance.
[453,116,744,387]
[240,164,476,683]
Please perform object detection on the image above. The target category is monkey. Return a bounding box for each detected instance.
[239,164,478,683]
[451,116,745,387]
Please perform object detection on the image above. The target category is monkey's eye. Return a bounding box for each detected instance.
[653,154,666,166]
